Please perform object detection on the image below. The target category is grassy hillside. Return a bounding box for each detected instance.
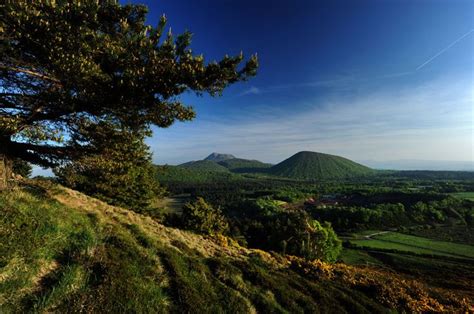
[179,160,230,172]
[1,180,471,312]
[218,158,272,173]
[269,151,374,180]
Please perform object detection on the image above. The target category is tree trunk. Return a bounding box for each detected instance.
[0,154,13,190]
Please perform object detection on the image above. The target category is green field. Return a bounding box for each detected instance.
[406,225,474,245]
[350,232,474,259]
[451,192,474,201]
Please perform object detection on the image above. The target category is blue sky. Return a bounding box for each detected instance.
[33,0,474,175]
[136,0,474,166]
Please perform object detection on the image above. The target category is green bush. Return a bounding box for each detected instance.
[269,212,342,262]
[181,197,229,235]
[255,197,285,216]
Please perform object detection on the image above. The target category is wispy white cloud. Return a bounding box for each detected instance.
[238,76,356,97]
[416,29,474,70]
[268,76,356,90]
[375,71,414,79]
[239,86,261,96]
[149,75,473,164]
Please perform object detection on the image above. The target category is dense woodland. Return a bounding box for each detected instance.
[155,163,474,250]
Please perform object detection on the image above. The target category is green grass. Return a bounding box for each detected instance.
[350,232,474,259]
[451,192,474,201]
[0,187,169,312]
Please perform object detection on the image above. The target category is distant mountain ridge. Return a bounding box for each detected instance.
[180,153,272,173]
[178,151,373,180]
[269,151,373,180]
[204,152,236,162]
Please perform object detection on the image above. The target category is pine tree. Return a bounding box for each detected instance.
[0,2,257,188]
[54,122,164,211]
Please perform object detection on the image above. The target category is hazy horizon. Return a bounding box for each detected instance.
[154,152,474,171]
[32,153,474,177]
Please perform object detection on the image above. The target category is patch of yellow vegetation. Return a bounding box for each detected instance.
[30,259,59,288]
[0,256,25,284]
[39,181,250,260]
[287,256,472,312]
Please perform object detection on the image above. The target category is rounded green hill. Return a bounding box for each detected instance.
[269,151,374,180]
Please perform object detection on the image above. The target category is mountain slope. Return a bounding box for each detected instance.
[0,180,470,312]
[179,154,272,175]
[269,151,374,180]
[218,158,272,173]
[204,153,236,162]
[179,160,230,172]
[156,165,239,183]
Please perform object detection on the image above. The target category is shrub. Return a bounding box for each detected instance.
[265,211,342,262]
[181,198,229,235]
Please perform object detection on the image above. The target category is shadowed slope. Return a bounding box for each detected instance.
[179,160,230,172]
[218,158,272,173]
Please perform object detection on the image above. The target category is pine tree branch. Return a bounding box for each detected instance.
[0,64,61,85]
